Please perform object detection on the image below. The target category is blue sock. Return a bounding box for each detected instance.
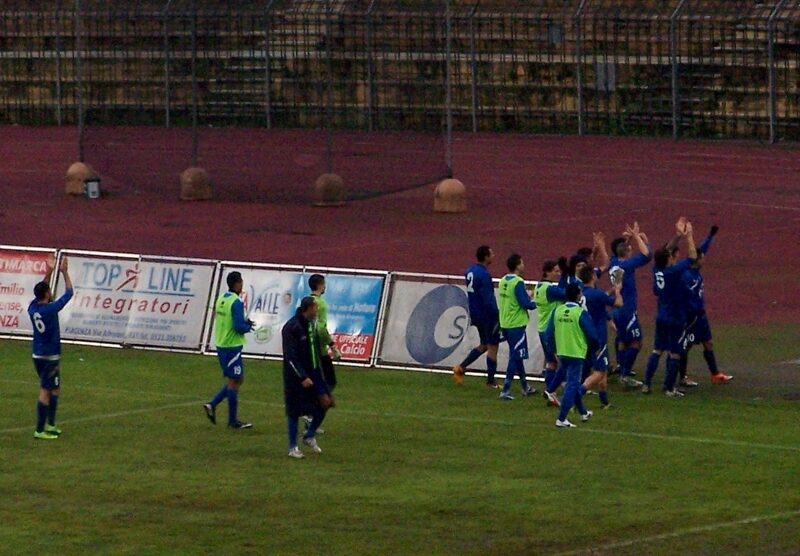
[599,390,609,405]
[618,348,629,377]
[516,360,528,390]
[625,347,640,375]
[227,388,238,425]
[36,402,48,433]
[47,395,59,425]
[460,348,483,369]
[210,385,227,407]
[557,386,575,422]
[304,406,328,439]
[664,358,679,391]
[544,369,555,390]
[549,367,566,393]
[486,357,497,383]
[287,417,298,449]
[574,390,587,415]
[645,353,660,386]
[502,360,516,393]
[703,350,718,374]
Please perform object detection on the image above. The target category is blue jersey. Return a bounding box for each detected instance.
[609,249,651,313]
[465,263,498,324]
[653,259,693,325]
[28,288,73,359]
[683,268,704,314]
[581,286,616,346]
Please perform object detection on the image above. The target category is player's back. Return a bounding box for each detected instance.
[465,263,497,322]
[28,300,63,358]
[610,253,649,312]
[582,286,612,344]
[683,268,704,314]
[654,262,692,324]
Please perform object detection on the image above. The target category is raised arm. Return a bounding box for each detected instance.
[593,232,609,273]
[42,254,56,285]
[685,221,697,260]
[630,223,650,258]
[697,225,718,255]
[59,256,73,291]
[665,217,687,251]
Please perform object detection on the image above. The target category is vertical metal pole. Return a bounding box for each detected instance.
[190,0,198,166]
[55,1,63,126]
[265,0,275,129]
[670,0,688,141]
[767,1,787,144]
[324,0,335,174]
[164,0,172,128]
[575,0,588,136]
[366,0,377,132]
[445,0,453,175]
[468,2,478,133]
[75,0,84,160]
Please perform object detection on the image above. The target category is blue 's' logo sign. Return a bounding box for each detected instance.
[405,285,468,365]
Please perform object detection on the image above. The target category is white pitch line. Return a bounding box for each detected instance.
[0,400,200,434]
[2,378,799,453]
[555,509,800,556]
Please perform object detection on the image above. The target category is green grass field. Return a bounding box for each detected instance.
[1,324,799,555]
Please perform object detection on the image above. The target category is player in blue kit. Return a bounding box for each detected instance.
[608,222,652,388]
[679,226,733,386]
[203,271,254,429]
[28,255,73,440]
[577,265,622,409]
[453,246,501,389]
[643,219,697,396]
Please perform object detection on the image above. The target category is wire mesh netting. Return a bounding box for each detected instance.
[3,0,800,198]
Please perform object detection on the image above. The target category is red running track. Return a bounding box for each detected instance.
[2,126,799,324]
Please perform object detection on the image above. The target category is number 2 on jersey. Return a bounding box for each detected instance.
[466,272,475,293]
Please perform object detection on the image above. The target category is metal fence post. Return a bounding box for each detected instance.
[265,0,275,129]
[575,0,588,136]
[365,0,377,132]
[75,0,84,160]
[55,0,63,126]
[163,0,172,128]
[190,0,198,166]
[468,1,479,133]
[445,0,453,175]
[767,0,787,144]
[324,0,335,174]
[670,0,688,141]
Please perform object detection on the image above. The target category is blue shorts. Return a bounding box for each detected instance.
[684,313,712,347]
[654,319,686,355]
[613,310,642,344]
[591,344,610,372]
[474,319,501,346]
[33,358,61,390]
[217,347,245,380]
[503,328,528,361]
[538,331,556,364]
[308,368,332,397]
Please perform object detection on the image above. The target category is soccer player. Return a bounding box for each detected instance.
[283,296,334,459]
[28,255,73,440]
[534,259,567,407]
[608,222,652,388]
[309,273,340,390]
[643,220,697,396]
[679,226,733,386]
[544,283,599,428]
[453,245,501,388]
[578,265,622,409]
[203,271,254,429]
[497,253,537,400]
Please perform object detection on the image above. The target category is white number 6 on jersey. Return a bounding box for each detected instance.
[33,313,46,334]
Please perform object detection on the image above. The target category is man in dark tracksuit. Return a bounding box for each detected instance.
[282,296,334,459]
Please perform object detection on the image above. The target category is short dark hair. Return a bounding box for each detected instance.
[566,283,582,302]
[476,245,491,262]
[300,295,317,313]
[578,265,595,285]
[506,253,522,272]
[541,260,558,277]
[568,255,586,277]
[576,247,593,259]
[611,237,627,257]
[653,246,678,269]
[33,281,50,301]
[308,273,325,292]
[226,271,243,290]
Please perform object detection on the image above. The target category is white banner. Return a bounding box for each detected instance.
[377,277,544,374]
[0,247,55,336]
[210,265,385,362]
[55,253,216,349]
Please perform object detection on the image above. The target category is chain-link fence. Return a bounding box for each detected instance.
[2,1,799,200]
